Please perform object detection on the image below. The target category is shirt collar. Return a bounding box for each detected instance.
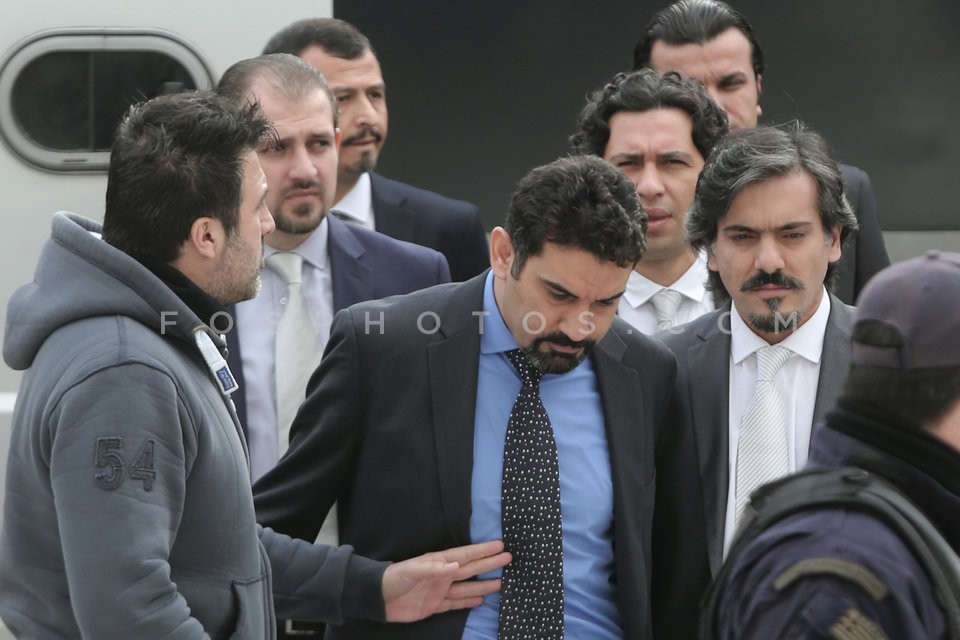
[264,214,329,271]
[331,172,373,226]
[622,250,710,309]
[731,286,832,365]
[479,271,520,355]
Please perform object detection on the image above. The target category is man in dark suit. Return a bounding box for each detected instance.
[216,54,450,485]
[263,18,489,282]
[652,125,861,639]
[254,154,680,639]
[633,0,890,304]
[570,68,728,334]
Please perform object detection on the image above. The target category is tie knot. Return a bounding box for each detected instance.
[755,344,793,382]
[651,288,684,329]
[268,251,304,286]
[506,349,543,387]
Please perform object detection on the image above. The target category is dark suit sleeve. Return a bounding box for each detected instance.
[433,247,453,285]
[845,166,890,302]
[651,338,712,640]
[253,309,363,541]
[450,203,490,283]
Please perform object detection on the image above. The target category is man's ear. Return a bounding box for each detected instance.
[755,73,763,119]
[827,224,843,264]
[187,217,225,260]
[706,243,719,272]
[489,227,515,279]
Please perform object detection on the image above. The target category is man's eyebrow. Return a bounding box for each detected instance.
[599,290,625,304]
[541,277,577,298]
[721,221,814,233]
[659,150,697,163]
[542,277,625,303]
[718,70,749,84]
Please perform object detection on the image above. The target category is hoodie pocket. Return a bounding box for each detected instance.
[229,572,270,640]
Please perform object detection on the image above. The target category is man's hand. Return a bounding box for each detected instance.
[382,540,511,623]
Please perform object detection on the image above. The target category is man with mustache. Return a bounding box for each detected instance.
[653,124,860,639]
[216,55,450,482]
[263,18,490,283]
[632,0,890,305]
[253,154,681,639]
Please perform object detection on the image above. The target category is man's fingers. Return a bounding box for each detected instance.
[448,577,502,600]
[454,551,512,581]
[438,577,504,613]
[439,539,505,565]
[436,595,486,613]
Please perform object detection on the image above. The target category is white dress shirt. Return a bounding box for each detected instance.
[235,218,334,481]
[618,251,715,334]
[722,289,832,554]
[331,172,375,230]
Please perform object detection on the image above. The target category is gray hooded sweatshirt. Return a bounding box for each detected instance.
[0,212,387,638]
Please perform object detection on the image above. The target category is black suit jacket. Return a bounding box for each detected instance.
[835,164,890,304]
[370,172,489,283]
[226,214,450,432]
[253,273,679,640]
[651,295,855,639]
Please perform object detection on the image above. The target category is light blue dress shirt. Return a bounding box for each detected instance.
[462,272,622,639]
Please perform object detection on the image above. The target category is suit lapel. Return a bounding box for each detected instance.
[327,215,374,311]
[687,310,732,575]
[594,329,643,505]
[370,173,417,240]
[813,295,854,427]
[592,328,647,629]
[427,276,485,545]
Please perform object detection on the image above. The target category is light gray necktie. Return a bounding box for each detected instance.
[651,288,684,331]
[735,344,793,525]
[268,251,323,459]
[269,252,339,546]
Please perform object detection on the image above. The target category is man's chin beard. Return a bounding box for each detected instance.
[522,337,596,375]
[748,298,801,334]
[342,153,377,178]
[273,204,324,236]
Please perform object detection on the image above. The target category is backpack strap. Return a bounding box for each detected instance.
[699,466,960,639]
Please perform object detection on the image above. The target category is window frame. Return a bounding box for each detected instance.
[0,28,215,173]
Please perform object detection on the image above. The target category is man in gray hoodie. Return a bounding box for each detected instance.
[0,90,508,639]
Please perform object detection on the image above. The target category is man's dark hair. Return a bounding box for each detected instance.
[102,91,273,262]
[632,0,765,79]
[506,155,647,278]
[687,123,858,298]
[262,17,374,60]
[217,53,339,128]
[844,321,960,427]
[570,68,729,160]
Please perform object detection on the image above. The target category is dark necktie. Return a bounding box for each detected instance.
[498,349,564,639]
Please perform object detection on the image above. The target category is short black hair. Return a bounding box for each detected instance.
[102,91,273,262]
[633,0,765,79]
[506,155,647,278]
[570,68,729,160]
[262,17,374,59]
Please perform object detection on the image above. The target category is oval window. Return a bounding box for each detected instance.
[0,29,214,172]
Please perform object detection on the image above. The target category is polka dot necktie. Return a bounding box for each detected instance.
[498,349,564,639]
